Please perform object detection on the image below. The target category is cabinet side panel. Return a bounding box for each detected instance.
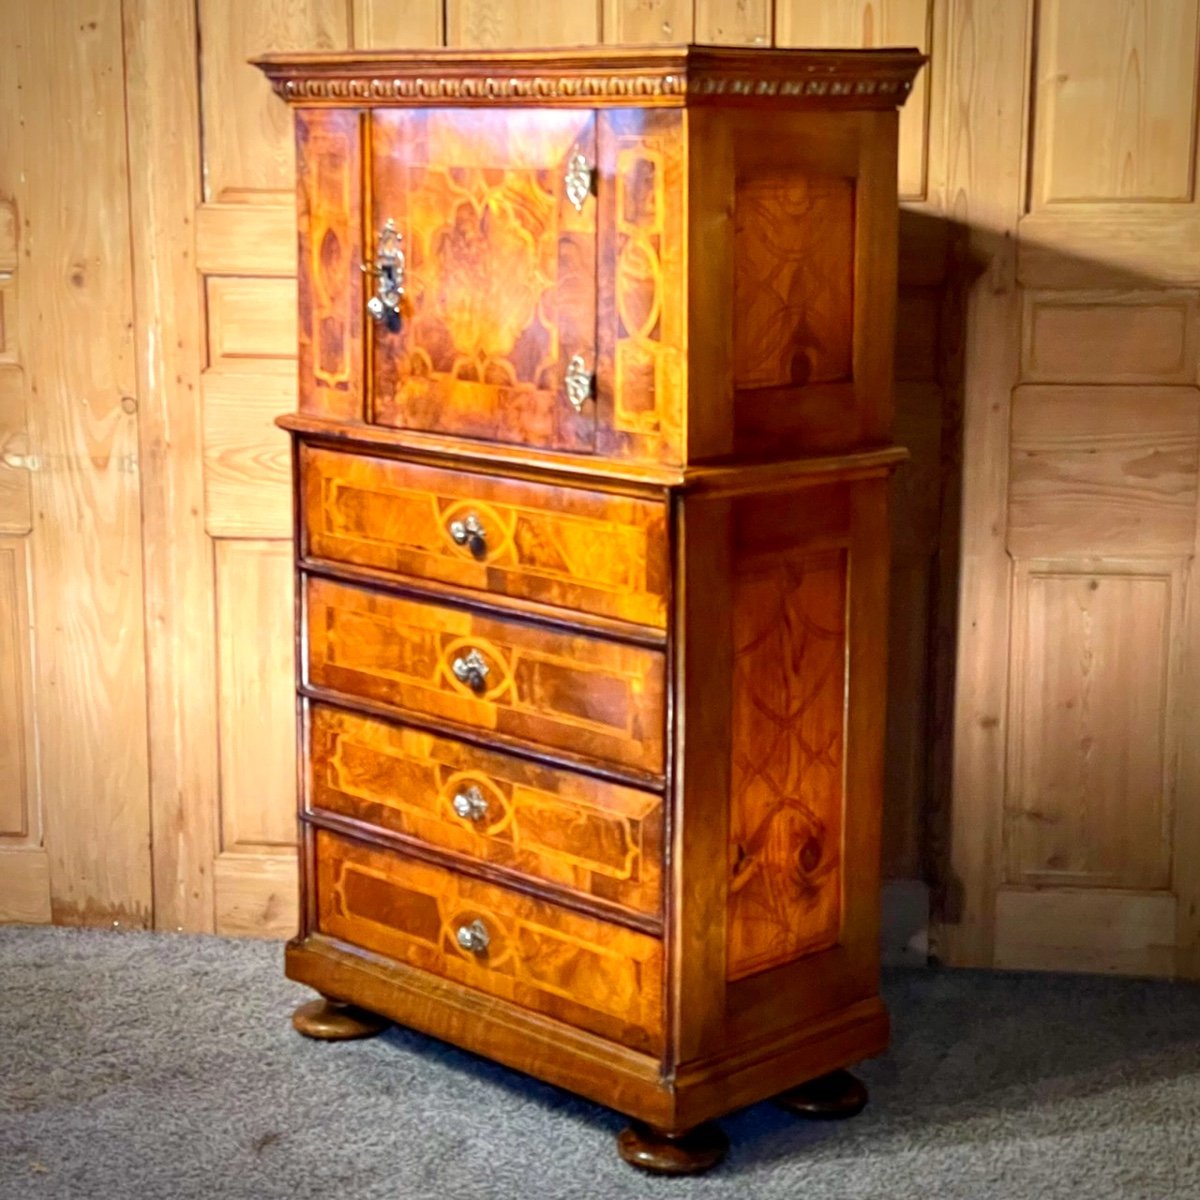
[297,108,363,420]
[719,475,888,1050]
[726,486,849,980]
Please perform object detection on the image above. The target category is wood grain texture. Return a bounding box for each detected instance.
[206,277,297,364]
[696,0,771,45]
[315,828,665,1052]
[727,545,848,980]
[302,444,669,627]
[0,848,51,923]
[0,90,30,534]
[371,109,596,451]
[195,204,296,277]
[1006,565,1177,891]
[1030,0,1200,205]
[297,107,362,421]
[202,366,294,538]
[215,852,300,938]
[14,0,152,928]
[1007,386,1200,559]
[305,575,666,773]
[1021,292,1200,385]
[216,541,297,853]
[994,887,1177,977]
[198,0,347,202]
[307,702,664,916]
[447,1,601,46]
[775,0,932,199]
[597,108,690,463]
[351,0,442,48]
[733,175,854,390]
[603,0,693,43]
[935,0,1030,969]
[0,538,35,840]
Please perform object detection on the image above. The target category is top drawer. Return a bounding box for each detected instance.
[301,445,669,629]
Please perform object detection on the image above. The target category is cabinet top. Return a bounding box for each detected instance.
[253,44,924,111]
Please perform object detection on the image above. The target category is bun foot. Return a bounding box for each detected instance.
[617,1122,728,1175]
[292,996,389,1041]
[774,1069,869,1120]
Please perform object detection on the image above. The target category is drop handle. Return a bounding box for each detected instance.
[456,919,490,955]
[451,648,490,693]
[363,217,405,332]
[449,513,487,558]
[452,785,489,822]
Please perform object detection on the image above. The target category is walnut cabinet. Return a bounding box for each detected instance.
[256,45,923,1173]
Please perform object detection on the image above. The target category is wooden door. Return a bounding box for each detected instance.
[937,0,1200,978]
[370,110,598,452]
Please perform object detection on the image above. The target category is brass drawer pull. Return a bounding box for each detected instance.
[456,918,490,955]
[452,785,489,822]
[448,513,487,558]
[451,648,490,693]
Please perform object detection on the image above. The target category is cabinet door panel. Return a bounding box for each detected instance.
[371,109,597,452]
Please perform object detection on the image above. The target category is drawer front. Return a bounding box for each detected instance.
[315,829,664,1053]
[308,703,664,917]
[306,576,666,774]
[302,445,668,629]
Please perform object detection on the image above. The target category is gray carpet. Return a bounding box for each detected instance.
[2,926,1199,1200]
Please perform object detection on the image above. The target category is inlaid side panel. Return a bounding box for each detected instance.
[297,108,363,421]
[1006,566,1177,891]
[1030,0,1200,205]
[727,535,849,982]
[308,703,664,915]
[371,109,597,452]
[306,576,666,774]
[315,828,665,1051]
[733,176,854,390]
[596,109,688,464]
[302,445,669,627]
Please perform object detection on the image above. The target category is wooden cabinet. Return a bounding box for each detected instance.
[257,44,923,1174]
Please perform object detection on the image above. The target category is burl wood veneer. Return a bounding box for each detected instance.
[257,44,924,1175]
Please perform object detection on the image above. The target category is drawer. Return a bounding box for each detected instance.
[314,828,664,1054]
[305,575,666,775]
[301,445,669,629]
[307,702,664,918]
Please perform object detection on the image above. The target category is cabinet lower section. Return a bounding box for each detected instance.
[286,927,889,1131]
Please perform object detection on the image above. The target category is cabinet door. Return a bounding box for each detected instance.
[370,109,597,452]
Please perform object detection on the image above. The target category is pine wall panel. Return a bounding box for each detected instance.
[3,1,1198,981]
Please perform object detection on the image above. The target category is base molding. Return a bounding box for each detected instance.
[287,934,887,1129]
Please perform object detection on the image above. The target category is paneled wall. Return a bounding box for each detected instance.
[2,0,1197,978]
[942,0,1200,977]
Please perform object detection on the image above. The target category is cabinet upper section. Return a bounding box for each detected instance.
[254,45,924,112]
[261,47,925,471]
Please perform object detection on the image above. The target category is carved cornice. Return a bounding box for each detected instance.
[254,47,925,111]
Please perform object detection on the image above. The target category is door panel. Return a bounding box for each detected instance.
[371,109,597,452]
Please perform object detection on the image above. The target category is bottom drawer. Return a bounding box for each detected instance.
[314,829,665,1054]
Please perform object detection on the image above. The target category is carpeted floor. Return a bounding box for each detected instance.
[2,926,1199,1199]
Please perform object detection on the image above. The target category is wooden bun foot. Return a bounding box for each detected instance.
[617,1121,729,1175]
[292,996,390,1041]
[774,1069,869,1120]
